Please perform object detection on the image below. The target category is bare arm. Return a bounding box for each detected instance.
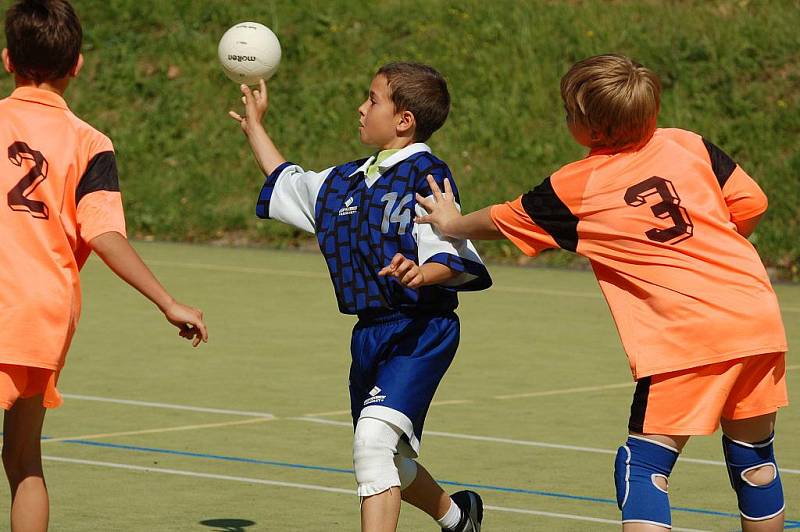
[378,255,459,289]
[229,79,287,175]
[415,175,504,240]
[89,231,208,346]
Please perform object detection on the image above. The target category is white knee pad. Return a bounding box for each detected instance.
[394,454,418,490]
[353,417,403,497]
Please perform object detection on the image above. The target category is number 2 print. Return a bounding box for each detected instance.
[7,141,50,219]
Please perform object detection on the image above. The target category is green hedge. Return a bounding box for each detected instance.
[2,0,798,277]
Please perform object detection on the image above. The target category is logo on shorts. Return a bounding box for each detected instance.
[364,386,386,405]
[338,197,358,216]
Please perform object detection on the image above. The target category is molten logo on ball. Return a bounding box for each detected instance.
[218,22,281,85]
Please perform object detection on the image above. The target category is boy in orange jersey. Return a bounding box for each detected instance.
[0,1,208,530]
[416,54,788,531]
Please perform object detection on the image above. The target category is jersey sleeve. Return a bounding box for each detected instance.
[75,142,126,243]
[490,175,577,256]
[255,162,331,233]
[722,167,768,222]
[702,138,768,222]
[490,198,557,256]
[412,163,491,291]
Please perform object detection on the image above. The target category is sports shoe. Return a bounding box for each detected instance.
[443,490,483,532]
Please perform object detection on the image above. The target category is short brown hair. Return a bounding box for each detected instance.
[4,0,82,84]
[560,54,661,149]
[377,62,450,142]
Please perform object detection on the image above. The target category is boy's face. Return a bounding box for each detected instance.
[358,74,402,148]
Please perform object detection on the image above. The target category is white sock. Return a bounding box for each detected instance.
[435,498,462,530]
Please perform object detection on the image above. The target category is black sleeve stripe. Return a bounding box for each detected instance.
[76,151,120,205]
[702,138,737,188]
[520,176,578,252]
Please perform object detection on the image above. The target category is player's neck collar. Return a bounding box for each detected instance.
[9,86,69,110]
[350,142,431,185]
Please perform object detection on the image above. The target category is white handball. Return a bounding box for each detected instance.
[218,22,281,85]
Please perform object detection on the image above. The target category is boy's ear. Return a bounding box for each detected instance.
[397,110,416,136]
[69,53,84,78]
[2,49,14,74]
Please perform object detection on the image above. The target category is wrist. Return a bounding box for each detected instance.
[157,296,176,314]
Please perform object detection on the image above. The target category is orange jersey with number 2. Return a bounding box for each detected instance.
[0,87,126,371]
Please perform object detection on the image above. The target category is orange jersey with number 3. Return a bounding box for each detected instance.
[0,87,126,370]
[491,128,787,378]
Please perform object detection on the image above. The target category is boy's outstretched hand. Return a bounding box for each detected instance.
[379,254,426,288]
[163,301,208,347]
[228,78,269,136]
[415,175,462,238]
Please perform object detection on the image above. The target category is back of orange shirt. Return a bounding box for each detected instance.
[491,128,787,378]
[0,87,126,370]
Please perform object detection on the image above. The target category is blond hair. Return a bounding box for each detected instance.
[560,54,661,149]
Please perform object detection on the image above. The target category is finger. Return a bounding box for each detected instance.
[228,110,244,122]
[259,78,267,103]
[407,272,425,289]
[426,175,443,201]
[443,178,453,199]
[390,253,405,269]
[241,95,247,105]
[378,265,393,276]
[393,260,413,279]
[415,193,434,213]
[401,267,419,285]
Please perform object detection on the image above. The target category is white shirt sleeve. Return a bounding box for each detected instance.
[412,196,486,287]
[267,164,333,233]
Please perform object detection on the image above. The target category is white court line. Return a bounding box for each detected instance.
[141,257,800,311]
[485,505,709,531]
[61,394,275,419]
[294,417,800,475]
[495,381,633,400]
[43,417,273,444]
[43,455,709,529]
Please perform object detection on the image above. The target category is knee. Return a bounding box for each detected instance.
[614,436,679,528]
[1,443,41,483]
[722,433,784,521]
[353,417,403,497]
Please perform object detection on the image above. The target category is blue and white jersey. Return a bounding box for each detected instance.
[256,143,491,316]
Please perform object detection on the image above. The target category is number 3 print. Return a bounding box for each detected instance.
[624,176,693,244]
[7,141,49,219]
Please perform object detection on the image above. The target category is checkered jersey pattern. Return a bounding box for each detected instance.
[257,150,491,316]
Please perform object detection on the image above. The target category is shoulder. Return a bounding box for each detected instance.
[334,157,370,177]
[65,110,114,155]
[408,151,450,174]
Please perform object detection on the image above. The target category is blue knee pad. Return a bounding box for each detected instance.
[614,436,679,527]
[722,433,784,521]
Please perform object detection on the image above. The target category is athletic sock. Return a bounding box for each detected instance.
[436,498,463,530]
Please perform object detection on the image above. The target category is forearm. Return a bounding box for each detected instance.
[418,262,459,286]
[246,122,287,175]
[443,206,504,240]
[89,232,174,312]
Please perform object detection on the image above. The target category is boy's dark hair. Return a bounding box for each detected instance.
[377,62,450,142]
[4,0,82,84]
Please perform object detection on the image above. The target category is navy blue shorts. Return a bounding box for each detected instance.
[349,311,460,456]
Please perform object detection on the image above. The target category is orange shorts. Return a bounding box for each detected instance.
[0,364,63,410]
[628,352,788,435]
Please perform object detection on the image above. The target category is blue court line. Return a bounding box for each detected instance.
[58,438,800,526]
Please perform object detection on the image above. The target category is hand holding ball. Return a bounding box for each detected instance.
[218,22,281,85]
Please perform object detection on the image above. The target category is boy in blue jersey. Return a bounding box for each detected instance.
[229,63,490,532]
